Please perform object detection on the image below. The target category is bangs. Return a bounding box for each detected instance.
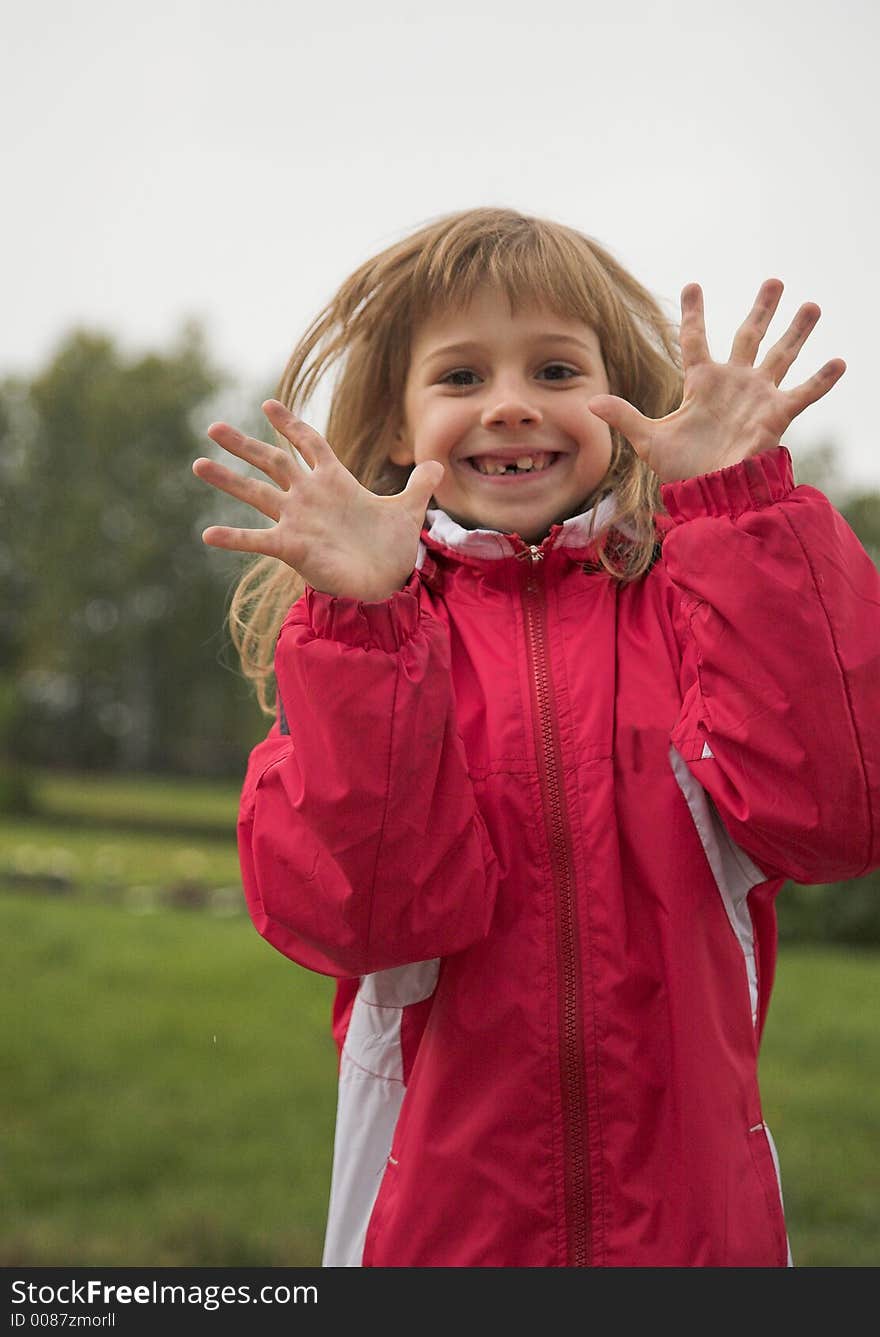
[407,211,611,334]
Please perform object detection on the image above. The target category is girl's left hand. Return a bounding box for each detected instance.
[586,280,847,484]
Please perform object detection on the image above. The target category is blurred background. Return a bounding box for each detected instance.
[3,0,878,1267]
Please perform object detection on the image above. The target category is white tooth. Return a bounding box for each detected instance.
[474,455,556,474]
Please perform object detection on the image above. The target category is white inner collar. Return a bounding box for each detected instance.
[417,492,622,564]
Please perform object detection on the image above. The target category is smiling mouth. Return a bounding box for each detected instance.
[466,452,563,480]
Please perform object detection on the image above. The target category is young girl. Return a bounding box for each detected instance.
[193,207,880,1268]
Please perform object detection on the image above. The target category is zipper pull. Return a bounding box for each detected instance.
[516,544,544,563]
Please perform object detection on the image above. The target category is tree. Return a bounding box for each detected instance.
[0,324,265,774]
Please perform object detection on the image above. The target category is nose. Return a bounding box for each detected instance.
[481,387,543,430]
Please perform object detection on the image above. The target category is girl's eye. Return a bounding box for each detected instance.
[439,363,580,387]
[441,369,479,387]
[538,363,578,380]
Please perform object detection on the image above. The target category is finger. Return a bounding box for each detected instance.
[782,359,847,419]
[201,523,283,557]
[192,457,284,522]
[758,302,822,385]
[262,400,336,471]
[588,395,652,452]
[679,284,711,369]
[206,421,297,490]
[401,460,445,518]
[728,278,785,365]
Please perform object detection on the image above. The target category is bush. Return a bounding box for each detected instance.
[778,871,880,947]
[0,763,34,815]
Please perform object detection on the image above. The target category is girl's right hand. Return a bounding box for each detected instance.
[192,400,444,602]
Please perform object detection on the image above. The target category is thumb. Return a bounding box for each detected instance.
[588,395,647,448]
[402,460,445,516]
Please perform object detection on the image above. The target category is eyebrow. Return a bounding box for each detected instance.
[419,334,598,367]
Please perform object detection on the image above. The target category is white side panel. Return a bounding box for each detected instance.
[669,749,793,1265]
[668,746,765,1024]
[321,959,440,1267]
[763,1121,794,1267]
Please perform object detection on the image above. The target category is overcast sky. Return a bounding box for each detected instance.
[6,0,878,487]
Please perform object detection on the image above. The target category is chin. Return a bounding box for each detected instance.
[488,521,547,545]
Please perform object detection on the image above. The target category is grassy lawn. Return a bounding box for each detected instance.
[0,818,241,902]
[31,769,243,830]
[1,769,878,1267]
[759,947,880,1266]
[1,890,338,1266]
[0,769,242,910]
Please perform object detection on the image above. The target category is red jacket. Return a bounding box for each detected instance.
[238,447,880,1267]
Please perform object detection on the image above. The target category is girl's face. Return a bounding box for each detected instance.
[391,285,613,543]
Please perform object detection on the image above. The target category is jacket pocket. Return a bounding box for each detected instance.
[747,1122,789,1267]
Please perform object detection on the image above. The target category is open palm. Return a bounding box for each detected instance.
[587,280,847,484]
[193,400,443,602]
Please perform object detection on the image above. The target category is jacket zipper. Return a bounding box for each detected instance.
[517,543,591,1267]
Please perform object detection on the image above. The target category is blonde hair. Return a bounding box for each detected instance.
[230,207,683,714]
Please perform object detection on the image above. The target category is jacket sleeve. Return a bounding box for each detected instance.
[237,568,500,977]
[661,445,880,884]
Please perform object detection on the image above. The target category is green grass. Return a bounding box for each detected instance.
[0,818,241,898]
[759,948,880,1266]
[1,891,338,1266]
[32,769,242,830]
[0,769,242,906]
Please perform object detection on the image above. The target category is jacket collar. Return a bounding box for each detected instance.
[416,492,624,569]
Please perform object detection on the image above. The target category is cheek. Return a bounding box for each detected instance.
[415,405,463,455]
[571,406,611,449]
[575,417,613,479]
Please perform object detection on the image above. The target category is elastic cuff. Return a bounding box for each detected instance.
[660,446,794,524]
[299,569,422,652]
